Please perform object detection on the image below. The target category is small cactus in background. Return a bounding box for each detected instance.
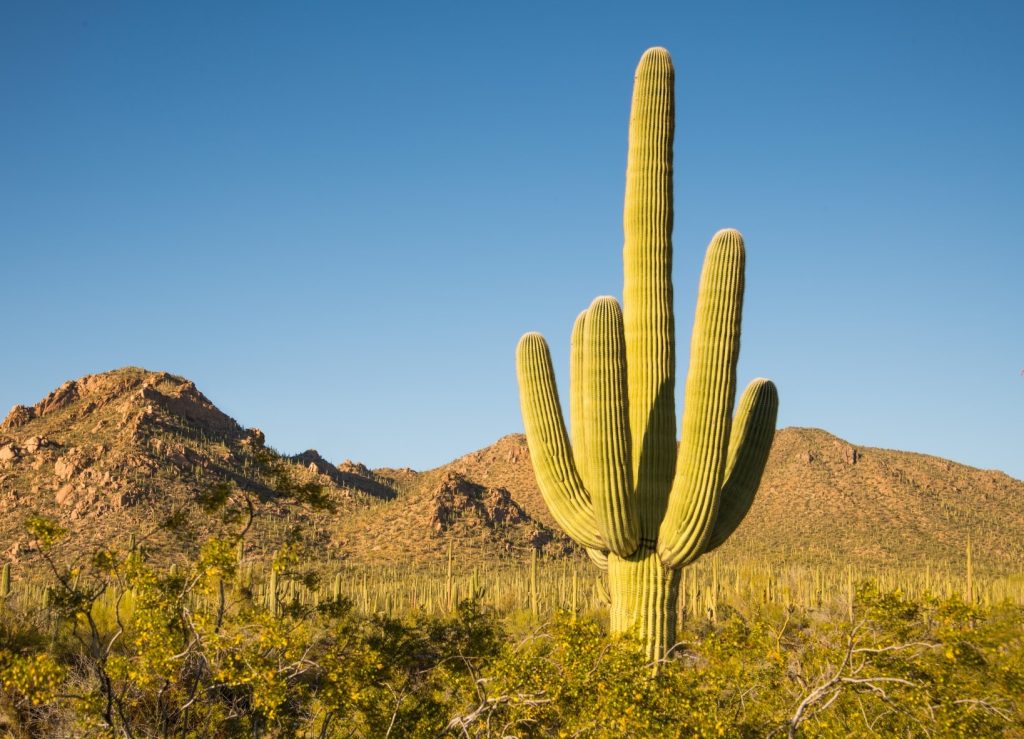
[530,548,539,618]
[516,47,778,661]
[1,562,11,600]
[268,567,280,617]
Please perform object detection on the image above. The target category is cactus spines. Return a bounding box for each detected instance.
[515,47,779,661]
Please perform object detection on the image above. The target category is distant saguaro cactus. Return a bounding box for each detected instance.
[268,567,280,617]
[516,47,778,661]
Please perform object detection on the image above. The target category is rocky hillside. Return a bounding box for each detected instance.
[327,469,564,565]
[0,368,557,569]
[401,430,1024,574]
[0,370,355,563]
[724,427,1024,572]
[3,368,1022,574]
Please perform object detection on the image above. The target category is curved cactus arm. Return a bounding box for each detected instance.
[658,229,745,569]
[583,297,639,557]
[704,378,778,552]
[569,309,589,476]
[516,333,605,550]
[586,547,609,572]
[623,47,678,543]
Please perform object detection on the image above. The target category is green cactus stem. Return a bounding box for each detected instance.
[1,562,10,600]
[268,567,280,617]
[515,47,779,662]
[530,547,539,618]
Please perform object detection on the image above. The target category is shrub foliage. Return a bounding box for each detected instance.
[1,499,1021,737]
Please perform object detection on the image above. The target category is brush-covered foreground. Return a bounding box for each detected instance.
[1,509,1022,737]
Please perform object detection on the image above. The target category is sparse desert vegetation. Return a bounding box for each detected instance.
[2,364,1022,735]
[2,493,1022,736]
[2,32,1021,739]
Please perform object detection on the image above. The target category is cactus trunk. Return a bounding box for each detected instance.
[607,549,680,662]
[515,47,779,663]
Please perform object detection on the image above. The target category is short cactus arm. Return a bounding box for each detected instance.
[658,229,745,569]
[516,333,604,550]
[704,378,778,552]
[583,297,639,557]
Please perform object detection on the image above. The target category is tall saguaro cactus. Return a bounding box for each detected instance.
[516,47,778,662]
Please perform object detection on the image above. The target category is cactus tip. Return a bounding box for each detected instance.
[588,295,622,310]
[712,227,744,244]
[635,47,674,78]
[517,332,546,349]
[640,46,672,61]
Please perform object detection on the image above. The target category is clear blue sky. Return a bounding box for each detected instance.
[2,2,1022,479]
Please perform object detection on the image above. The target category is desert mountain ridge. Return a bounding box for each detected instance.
[2,367,1022,574]
[0,368,558,569]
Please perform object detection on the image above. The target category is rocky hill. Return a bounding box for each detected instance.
[725,426,1024,571]
[2,368,1022,575]
[0,368,557,569]
[387,433,1024,574]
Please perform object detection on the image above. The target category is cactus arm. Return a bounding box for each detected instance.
[583,297,639,557]
[569,309,589,474]
[586,547,609,572]
[623,47,678,543]
[658,228,745,568]
[704,378,778,552]
[516,333,605,550]
[571,310,613,565]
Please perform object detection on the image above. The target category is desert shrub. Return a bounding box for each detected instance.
[2,503,1022,737]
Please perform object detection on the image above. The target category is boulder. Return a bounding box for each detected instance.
[22,436,48,453]
[34,380,80,416]
[242,428,266,447]
[55,484,76,507]
[2,405,36,429]
[54,456,78,480]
